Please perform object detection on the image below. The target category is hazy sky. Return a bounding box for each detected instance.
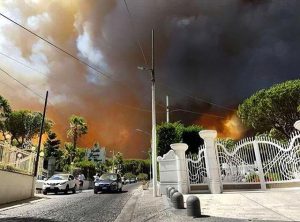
[0,0,299,158]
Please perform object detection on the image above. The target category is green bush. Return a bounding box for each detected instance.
[246,172,260,182]
[137,173,148,181]
[124,172,136,180]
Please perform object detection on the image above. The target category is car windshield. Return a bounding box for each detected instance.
[100,174,117,181]
[49,175,68,180]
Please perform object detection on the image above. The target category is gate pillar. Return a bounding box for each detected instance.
[171,143,189,194]
[199,130,222,194]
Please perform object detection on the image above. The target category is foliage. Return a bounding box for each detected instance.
[74,160,96,180]
[245,172,260,182]
[6,110,52,147]
[238,79,300,139]
[123,172,136,180]
[67,115,88,162]
[113,152,124,172]
[182,125,204,153]
[122,159,150,175]
[265,172,282,181]
[0,95,12,139]
[157,122,183,156]
[44,131,60,158]
[217,138,236,152]
[137,173,148,181]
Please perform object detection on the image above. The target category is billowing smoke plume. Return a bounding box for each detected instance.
[0,0,299,157]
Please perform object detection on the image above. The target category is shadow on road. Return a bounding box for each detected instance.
[95,190,128,194]
[0,217,59,222]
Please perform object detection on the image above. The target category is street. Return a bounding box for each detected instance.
[0,183,140,222]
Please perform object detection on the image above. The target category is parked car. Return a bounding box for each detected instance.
[129,178,136,183]
[43,174,76,195]
[94,173,123,194]
[36,175,47,190]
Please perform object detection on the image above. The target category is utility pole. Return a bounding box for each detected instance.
[34,91,48,177]
[137,29,157,197]
[151,29,158,197]
[166,95,169,123]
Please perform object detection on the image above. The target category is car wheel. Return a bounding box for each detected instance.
[94,189,98,194]
[43,190,47,195]
[72,185,76,194]
[64,185,69,194]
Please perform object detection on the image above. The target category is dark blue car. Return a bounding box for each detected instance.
[94,173,123,194]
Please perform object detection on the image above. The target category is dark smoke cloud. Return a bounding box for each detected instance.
[0,0,299,158]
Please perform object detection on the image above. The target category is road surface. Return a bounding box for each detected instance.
[0,183,140,222]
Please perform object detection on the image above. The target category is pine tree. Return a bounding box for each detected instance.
[44,131,61,158]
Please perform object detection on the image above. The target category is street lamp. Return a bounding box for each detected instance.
[109,150,115,173]
[137,29,158,197]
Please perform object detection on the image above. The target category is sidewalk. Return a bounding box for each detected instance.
[115,185,300,222]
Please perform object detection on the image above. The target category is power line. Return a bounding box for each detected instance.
[0,12,121,83]
[157,82,236,112]
[121,4,235,112]
[0,67,44,99]
[170,108,226,119]
[123,0,148,66]
[0,51,47,77]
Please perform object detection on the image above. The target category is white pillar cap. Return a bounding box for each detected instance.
[199,130,217,139]
[170,143,188,152]
[294,120,300,131]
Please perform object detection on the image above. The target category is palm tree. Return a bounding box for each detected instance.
[67,115,88,162]
[0,95,12,140]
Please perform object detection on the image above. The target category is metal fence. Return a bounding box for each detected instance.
[216,131,300,186]
[186,145,208,185]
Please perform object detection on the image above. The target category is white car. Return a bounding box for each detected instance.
[36,175,47,190]
[43,174,76,195]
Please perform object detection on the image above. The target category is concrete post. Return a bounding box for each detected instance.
[253,140,266,190]
[199,130,222,194]
[170,143,189,194]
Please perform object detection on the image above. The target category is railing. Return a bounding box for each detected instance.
[0,142,37,175]
[216,131,300,187]
[186,145,208,185]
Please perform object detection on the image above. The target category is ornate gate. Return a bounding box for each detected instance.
[186,145,209,191]
[216,131,300,189]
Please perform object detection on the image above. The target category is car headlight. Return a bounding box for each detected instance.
[60,182,66,185]
[95,183,100,186]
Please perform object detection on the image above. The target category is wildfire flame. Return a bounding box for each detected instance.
[196,113,245,140]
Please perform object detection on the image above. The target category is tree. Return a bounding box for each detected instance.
[6,110,52,147]
[44,131,61,158]
[157,122,183,156]
[0,95,12,140]
[67,115,88,161]
[238,80,300,138]
[182,125,204,153]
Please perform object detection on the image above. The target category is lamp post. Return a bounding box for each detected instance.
[109,150,115,173]
[137,29,158,197]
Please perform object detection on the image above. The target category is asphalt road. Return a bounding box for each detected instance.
[0,183,140,222]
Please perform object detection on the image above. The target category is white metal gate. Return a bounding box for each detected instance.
[216,131,300,188]
[186,145,208,189]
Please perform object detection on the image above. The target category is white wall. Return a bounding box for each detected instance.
[0,170,34,205]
